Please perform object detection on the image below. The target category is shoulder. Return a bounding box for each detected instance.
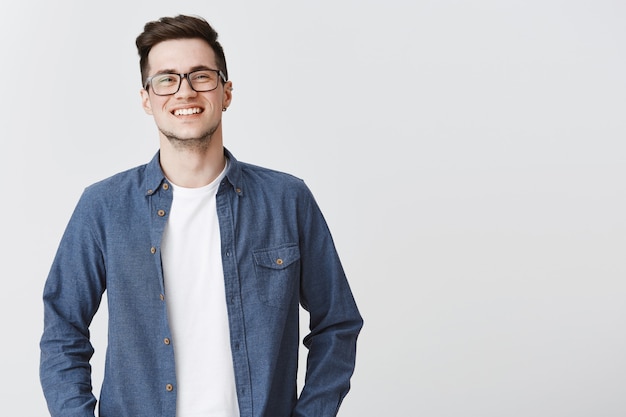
[239,160,303,183]
[236,160,312,196]
[79,163,149,208]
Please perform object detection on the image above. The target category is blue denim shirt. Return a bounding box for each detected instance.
[40,149,363,417]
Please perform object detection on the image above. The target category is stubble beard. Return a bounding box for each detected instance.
[159,121,220,153]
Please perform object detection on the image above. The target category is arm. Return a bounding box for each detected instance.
[39,192,106,417]
[293,190,363,417]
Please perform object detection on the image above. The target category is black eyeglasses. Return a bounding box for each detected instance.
[144,69,227,96]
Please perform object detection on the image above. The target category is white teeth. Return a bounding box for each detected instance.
[174,107,202,116]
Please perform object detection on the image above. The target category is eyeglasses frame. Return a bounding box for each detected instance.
[144,68,227,96]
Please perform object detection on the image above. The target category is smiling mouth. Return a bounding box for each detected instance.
[173,107,203,116]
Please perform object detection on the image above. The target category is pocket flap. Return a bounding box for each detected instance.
[253,244,301,270]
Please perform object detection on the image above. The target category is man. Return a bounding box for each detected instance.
[39,14,362,417]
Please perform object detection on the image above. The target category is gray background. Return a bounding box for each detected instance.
[1,1,625,416]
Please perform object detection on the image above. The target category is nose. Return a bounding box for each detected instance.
[175,74,197,97]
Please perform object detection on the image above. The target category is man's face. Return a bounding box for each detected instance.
[140,38,232,148]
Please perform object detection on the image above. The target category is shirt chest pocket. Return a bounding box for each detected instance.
[252,244,301,309]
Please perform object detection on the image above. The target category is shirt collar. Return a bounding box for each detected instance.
[223,147,244,196]
[144,151,166,196]
[143,147,244,197]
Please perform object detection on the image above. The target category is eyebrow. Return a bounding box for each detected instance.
[152,65,218,75]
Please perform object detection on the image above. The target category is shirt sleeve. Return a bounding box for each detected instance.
[39,190,105,417]
[293,186,364,417]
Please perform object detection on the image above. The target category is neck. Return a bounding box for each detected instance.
[158,135,226,188]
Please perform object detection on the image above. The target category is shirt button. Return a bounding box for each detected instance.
[166,384,174,392]
[160,294,165,301]
[157,209,166,217]
[162,183,170,190]
[276,258,283,265]
[164,338,170,345]
[147,189,154,195]
[150,246,156,254]
[236,188,242,193]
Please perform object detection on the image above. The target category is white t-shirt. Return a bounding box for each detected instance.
[161,162,239,417]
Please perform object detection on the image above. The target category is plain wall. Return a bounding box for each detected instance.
[1,1,625,415]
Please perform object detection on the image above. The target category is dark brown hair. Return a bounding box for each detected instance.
[135,14,228,87]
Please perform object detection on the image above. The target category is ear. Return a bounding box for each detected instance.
[140,88,153,115]
[222,81,233,110]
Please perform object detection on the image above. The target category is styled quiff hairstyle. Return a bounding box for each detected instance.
[135,14,228,88]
